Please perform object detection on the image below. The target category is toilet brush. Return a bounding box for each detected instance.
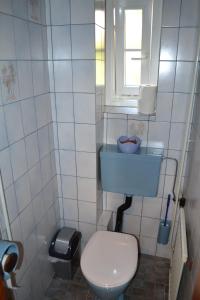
[164,194,171,226]
[157,194,171,244]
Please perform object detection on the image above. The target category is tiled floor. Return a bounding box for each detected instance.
[45,254,169,300]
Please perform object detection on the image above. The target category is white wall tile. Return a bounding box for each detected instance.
[107,118,127,144]
[0,15,15,59]
[75,124,96,152]
[14,19,31,60]
[140,236,157,256]
[4,102,24,144]
[127,120,148,146]
[59,150,76,176]
[28,163,42,199]
[52,26,71,59]
[163,175,175,199]
[125,197,143,216]
[0,0,13,14]
[0,107,8,150]
[25,132,39,169]
[38,126,50,158]
[24,231,38,269]
[41,154,52,186]
[11,216,23,242]
[158,174,165,198]
[71,25,95,59]
[35,94,51,128]
[171,93,189,123]
[20,203,35,241]
[76,152,96,178]
[71,0,95,24]
[58,123,75,150]
[54,61,72,92]
[5,185,18,223]
[178,28,199,61]
[10,140,27,181]
[175,62,195,93]
[56,93,74,123]
[148,122,170,149]
[78,222,96,244]
[17,61,33,100]
[74,93,95,124]
[72,60,95,93]
[0,148,13,189]
[12,0,27,19]
[63,219,78,229]
[169,122,185,150]
[156,93,173,122]
[141,217,160,238]
[21,98,37,135]
[78,201,96,224]
[142,197,162,219]
[32,193,44,224]
[28,0,41,23]
[32,61,49,96]
[15,174,31,213]
[166,150,181,176]
[162,0,181,27]
[62,175,77,199]
[50,0,70,25]
[156,244,171,259]
[77,177,96,202]
[180,0,200,27]
[158,61,176,92]
[29,23,44,60]
[63,198,78,221]
[160,28,179,61]
[122,215,141,235]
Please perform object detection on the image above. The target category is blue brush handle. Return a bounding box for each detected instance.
[164,194,171,226]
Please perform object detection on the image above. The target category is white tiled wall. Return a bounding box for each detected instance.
[47,0,105,247]
[0,2,199,299]
[103,0,199,258]
[0,1,59,300]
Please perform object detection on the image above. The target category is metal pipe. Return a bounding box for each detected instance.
[163,157,178,202]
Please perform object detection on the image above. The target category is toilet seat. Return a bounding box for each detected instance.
[81,231,138,289]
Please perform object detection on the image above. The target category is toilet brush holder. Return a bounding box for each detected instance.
[157,220,171,245]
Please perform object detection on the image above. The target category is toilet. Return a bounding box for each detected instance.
[80,145,162,299]
[81,231,138,300]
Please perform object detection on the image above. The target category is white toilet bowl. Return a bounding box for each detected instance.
[81,231,138,300]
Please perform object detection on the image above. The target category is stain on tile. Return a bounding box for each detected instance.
[0,63,17,101]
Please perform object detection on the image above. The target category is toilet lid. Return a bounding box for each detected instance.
[81,231,138,288]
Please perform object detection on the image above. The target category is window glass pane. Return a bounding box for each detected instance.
[125,9,142,50]
[125,51,141,86]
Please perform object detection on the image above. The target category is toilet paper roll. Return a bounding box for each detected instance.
[0,241,19,280]
[139,85,157,115]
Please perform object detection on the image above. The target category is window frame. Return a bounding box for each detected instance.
[106,0,163,108]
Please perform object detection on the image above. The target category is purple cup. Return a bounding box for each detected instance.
[117,136,141,154]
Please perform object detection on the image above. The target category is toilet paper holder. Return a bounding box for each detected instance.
[0,241,20,290]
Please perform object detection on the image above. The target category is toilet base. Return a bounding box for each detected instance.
[88,280,127,300]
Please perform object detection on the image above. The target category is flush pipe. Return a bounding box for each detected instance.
[115,195,132,232]
[169,32,200,251]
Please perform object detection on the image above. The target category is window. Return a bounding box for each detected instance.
[106,0,162,108]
